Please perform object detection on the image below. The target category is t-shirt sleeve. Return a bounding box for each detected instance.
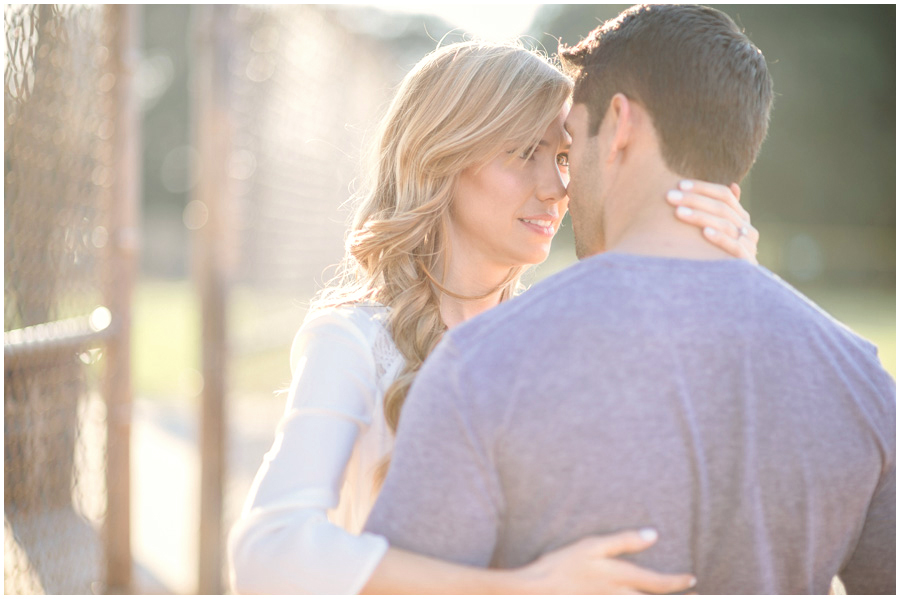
[363,336,503,567]
[838,461,896,594]
[228,310,388,594]
[838,368,896,597]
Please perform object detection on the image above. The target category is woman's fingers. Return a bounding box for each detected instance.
[673,208,757,263]
[563,531,698,595]
[664,179,761,263]
[603,559,698,595]
[590,528,659,558]
[702,225,757,264]
[673,205,743,241]
[677,179,749,220]
[702,227,754,262]
[671,194,759,261]
[667,189,747,232]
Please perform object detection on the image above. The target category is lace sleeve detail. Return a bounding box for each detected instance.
[371,316,404,384]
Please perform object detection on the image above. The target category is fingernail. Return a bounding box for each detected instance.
[666,190,683,202]
[689,577,698,588]
[704,226,717,236]
[638,528,658,542]
[676,206,692,217]
[679,180,694,190]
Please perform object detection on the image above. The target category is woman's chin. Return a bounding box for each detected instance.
[513,246,553,267]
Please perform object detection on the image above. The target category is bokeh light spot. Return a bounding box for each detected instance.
[90,306,113,332]
[183,200,209,231]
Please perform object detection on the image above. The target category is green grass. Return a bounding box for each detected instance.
[131,278,200,400]
[131,277,306,400]
[228,284,308,396]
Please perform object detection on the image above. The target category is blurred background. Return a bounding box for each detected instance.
[4,3,894,594]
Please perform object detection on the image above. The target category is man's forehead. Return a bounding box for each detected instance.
[564,103,589,136]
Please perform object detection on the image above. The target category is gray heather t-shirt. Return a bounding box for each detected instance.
[364,253,895,594]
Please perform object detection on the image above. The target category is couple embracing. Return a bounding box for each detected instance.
[230,4,895,594]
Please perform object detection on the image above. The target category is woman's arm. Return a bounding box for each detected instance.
[363,530,696,595]
[229,309,696,595]
[668,179,760,263]
[228,310,390,594]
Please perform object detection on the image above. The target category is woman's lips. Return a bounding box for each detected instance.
[519,217,555,237]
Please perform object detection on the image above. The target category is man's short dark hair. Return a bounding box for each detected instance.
[560,4,774,184]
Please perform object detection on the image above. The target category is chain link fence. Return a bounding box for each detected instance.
[192,5,399,591]
[4,4,136,594]
[224,5,396,291]
[6,3,425,592]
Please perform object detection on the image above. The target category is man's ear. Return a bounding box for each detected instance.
[604,93,632,162]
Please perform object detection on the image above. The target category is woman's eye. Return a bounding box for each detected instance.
[556,152,570,168]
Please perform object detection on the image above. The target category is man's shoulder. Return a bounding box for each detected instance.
[753,268,883,357]
[450,255,608,344]
[447,265,580,362]
[453,254,884,367]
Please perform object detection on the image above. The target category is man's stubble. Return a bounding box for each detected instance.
[568,140,606,260]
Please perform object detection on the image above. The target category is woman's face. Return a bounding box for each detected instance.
[450,105,571,271]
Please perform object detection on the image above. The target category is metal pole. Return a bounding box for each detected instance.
[192,5,232,594]
[104,3,141,594]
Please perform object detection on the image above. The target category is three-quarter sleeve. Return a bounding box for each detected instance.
[228,310,389,594]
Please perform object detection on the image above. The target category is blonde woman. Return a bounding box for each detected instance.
[228,41,758,595]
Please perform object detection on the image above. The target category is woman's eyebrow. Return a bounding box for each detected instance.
[538,135,572,149]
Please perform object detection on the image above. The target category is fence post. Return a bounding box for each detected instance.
[104,3,141,594]
[192,5,232,594]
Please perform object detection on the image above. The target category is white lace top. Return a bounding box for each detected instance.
[228,303,405,594]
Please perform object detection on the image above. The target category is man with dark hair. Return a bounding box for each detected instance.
[365,5,895,594]
[559,3,774,259]
[562,3,773,185]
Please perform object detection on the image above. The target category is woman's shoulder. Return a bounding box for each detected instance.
[290,302,390,372]
[302,301,389,335]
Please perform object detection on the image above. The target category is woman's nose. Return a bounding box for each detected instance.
[537,161,568,203]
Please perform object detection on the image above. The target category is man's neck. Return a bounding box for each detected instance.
[603,170,734,261]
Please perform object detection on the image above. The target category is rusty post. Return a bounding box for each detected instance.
[192,5,233,594]
[104,3,141,594]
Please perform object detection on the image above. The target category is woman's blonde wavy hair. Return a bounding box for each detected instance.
[310,40,572,488]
